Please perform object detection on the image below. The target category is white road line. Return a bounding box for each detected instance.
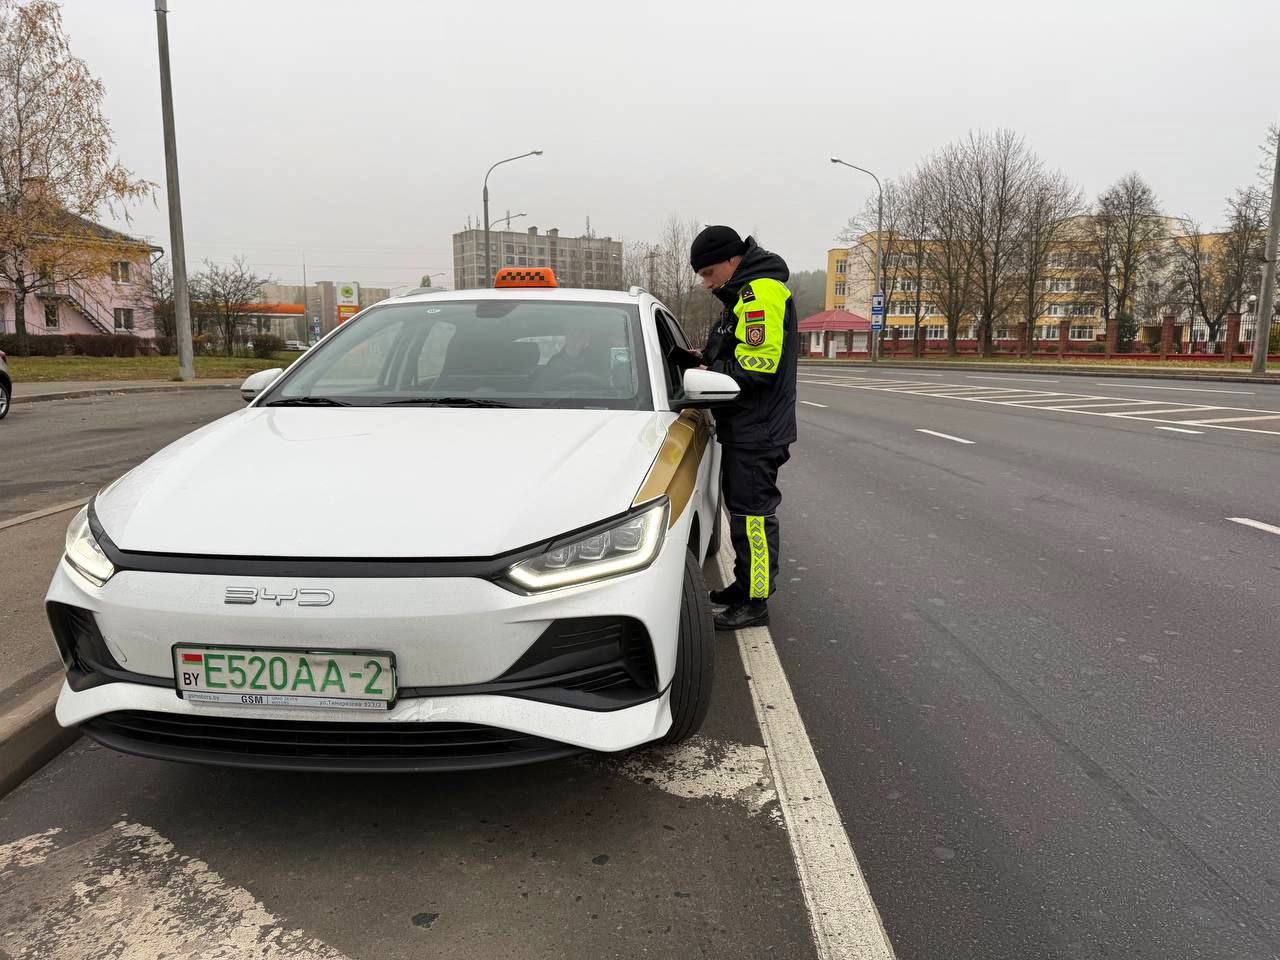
[1227,517,1280,536]
[0,497,90,532]
[716,530,896,960]
[1189,414,1280,425]
[1093,383,1255,396]
[915,428,975,444]
[967,375,1060,383]
[1109,406,1221,417]
[800,400,829,408]
[1156,426,1205,435]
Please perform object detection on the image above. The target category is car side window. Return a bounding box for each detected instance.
[653,309,686,403]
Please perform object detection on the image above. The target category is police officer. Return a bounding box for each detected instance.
[689,226,797,629]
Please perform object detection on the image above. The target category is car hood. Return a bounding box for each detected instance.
[95,407,675,558]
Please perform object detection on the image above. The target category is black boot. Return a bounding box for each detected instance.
[714,599,769,630]
[709,583,746,607]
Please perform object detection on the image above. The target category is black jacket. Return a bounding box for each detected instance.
[701,238,798,449]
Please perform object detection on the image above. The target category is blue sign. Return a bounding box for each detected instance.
[871,321,883,332]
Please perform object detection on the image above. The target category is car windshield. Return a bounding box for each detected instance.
[258,298,652,410]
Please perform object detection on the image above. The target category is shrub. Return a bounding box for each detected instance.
[252,334,284,359]
[66,333,114,357]
[1083,342,1106,354]
[109,334,140,357]
[153,336,175,356]
[13,334,69,356]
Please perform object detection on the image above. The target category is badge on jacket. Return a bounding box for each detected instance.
[746,323,766,346]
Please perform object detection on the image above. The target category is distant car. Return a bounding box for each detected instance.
[284,340,308,352]
[46,268,740,771]
[0,350,10,420]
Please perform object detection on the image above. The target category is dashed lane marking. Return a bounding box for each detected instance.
[1227,517,1280,536]
[1156,426,1205,435]
[716,524,897,960]
[966,375,1060,383]
[916,429,975,445]
[800,400,828,408]
[799,376,1280,438]
[0,497,90,532]
[1090,383,1256,395]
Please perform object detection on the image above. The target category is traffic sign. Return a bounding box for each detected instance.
[871,321,883,332]
[871,292,885,319]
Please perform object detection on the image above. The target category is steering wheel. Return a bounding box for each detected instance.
[553,370,611,392]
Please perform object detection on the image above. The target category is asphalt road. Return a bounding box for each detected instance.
[775,367,1280,959]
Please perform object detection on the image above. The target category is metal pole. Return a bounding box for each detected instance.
[482,183,491,290]
[1251,143,1280,374]
[154,1,193,381]
[872,192,882,363]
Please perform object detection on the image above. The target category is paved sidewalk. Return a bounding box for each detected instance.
[14,379,240,403]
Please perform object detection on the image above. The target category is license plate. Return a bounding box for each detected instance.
[173,645,396,711]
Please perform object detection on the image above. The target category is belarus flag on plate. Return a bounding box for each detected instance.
[181,652,203,664]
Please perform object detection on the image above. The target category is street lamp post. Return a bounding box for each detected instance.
[1252,144,1280,374]
[483,152,542,288]
[831,157,883,362]
[491,211,528,231]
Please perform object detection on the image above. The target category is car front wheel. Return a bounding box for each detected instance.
[660,549,716,743]
[0,379,10,420]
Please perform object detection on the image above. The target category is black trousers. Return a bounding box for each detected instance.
[720,444,790,600]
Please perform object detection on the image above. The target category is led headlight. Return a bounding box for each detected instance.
[505,499,669,592]
[65,505,115,587]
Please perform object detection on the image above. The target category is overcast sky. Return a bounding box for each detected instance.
[60,0,1279,292]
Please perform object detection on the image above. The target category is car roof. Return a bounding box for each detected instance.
[383,286,652,308]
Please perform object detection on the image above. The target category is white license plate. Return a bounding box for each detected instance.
[173,645,396,710]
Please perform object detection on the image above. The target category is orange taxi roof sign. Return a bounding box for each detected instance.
[494,266,558,288]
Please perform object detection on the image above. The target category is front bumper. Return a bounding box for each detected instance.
[46,528,690,764]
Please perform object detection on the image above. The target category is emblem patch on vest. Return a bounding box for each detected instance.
[745,323,766,346]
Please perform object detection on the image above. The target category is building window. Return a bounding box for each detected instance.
[1069,326,1093,341]
[833,281,846,297]
[110,261,131,283]
[1035,324,1056,339]
[44,303,58,328]
[810,331,822,349]
[994,325,1011,340]
[926,324,946,339]
[113,307,134,331]
[835,259,847,275]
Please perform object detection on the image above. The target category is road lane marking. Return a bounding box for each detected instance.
[800,400,828,408]
[1227,517,1280,536]
[716,527,896,960]
[1189,414,1280,424]
[0,822,352,960]
[1110,406,1221,417]
[916,429,975,444]
[1156,426,1205,434]
[0,497,90,532]
[967,375,1060,383]
[1093,383,1255,395]
[795,377,1280,438]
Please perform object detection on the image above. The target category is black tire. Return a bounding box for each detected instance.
[661,549,716,743]
[0,378,9,420]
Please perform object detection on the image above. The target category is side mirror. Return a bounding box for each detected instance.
[675,368,739,408]
[240,367,283,403]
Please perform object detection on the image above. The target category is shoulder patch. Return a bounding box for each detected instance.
[745,323,766,346]
[739,284,756,303]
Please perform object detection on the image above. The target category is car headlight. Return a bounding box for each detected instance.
[504,499,669,592]
[65,505,115,587]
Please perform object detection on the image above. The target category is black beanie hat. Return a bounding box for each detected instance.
[689,225,747,271]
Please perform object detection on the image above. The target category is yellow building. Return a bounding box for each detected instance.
[824,247,849,312]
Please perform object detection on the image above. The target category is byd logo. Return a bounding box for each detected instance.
[223,587,335,607]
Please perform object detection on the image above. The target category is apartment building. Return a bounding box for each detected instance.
[453,226,623,290]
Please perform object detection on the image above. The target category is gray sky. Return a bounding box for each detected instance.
[62,0,1279,292]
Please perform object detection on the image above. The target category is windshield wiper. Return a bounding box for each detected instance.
[380,397,515,408]
[263,396,351,406]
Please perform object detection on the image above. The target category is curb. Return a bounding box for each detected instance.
[0,675,77,798]
[799,359,1280,386]
[14,382,239,405]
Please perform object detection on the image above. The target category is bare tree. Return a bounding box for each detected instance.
[897,172,934,356]
[958,129,1038,357]
[1084,173,1165,347]
[918,146,976,356]
[786,269,827,321]
[191,257,270,356]
[1168,191,1268,351]
[1017,170,1083,356]
[142,255,174,338]
[0,0,150,351]
[840,178,910,321]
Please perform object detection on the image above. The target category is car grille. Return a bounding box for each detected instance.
[82,711,581,772]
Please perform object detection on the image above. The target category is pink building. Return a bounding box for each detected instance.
[0,215,161,339]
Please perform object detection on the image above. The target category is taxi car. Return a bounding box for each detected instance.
[45,268,739,771]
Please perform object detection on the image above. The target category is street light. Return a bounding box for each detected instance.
[831,156,883,361]
[483,152,542,287]
[490,211,528,231]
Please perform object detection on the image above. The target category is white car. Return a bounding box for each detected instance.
[45,269,739,771]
